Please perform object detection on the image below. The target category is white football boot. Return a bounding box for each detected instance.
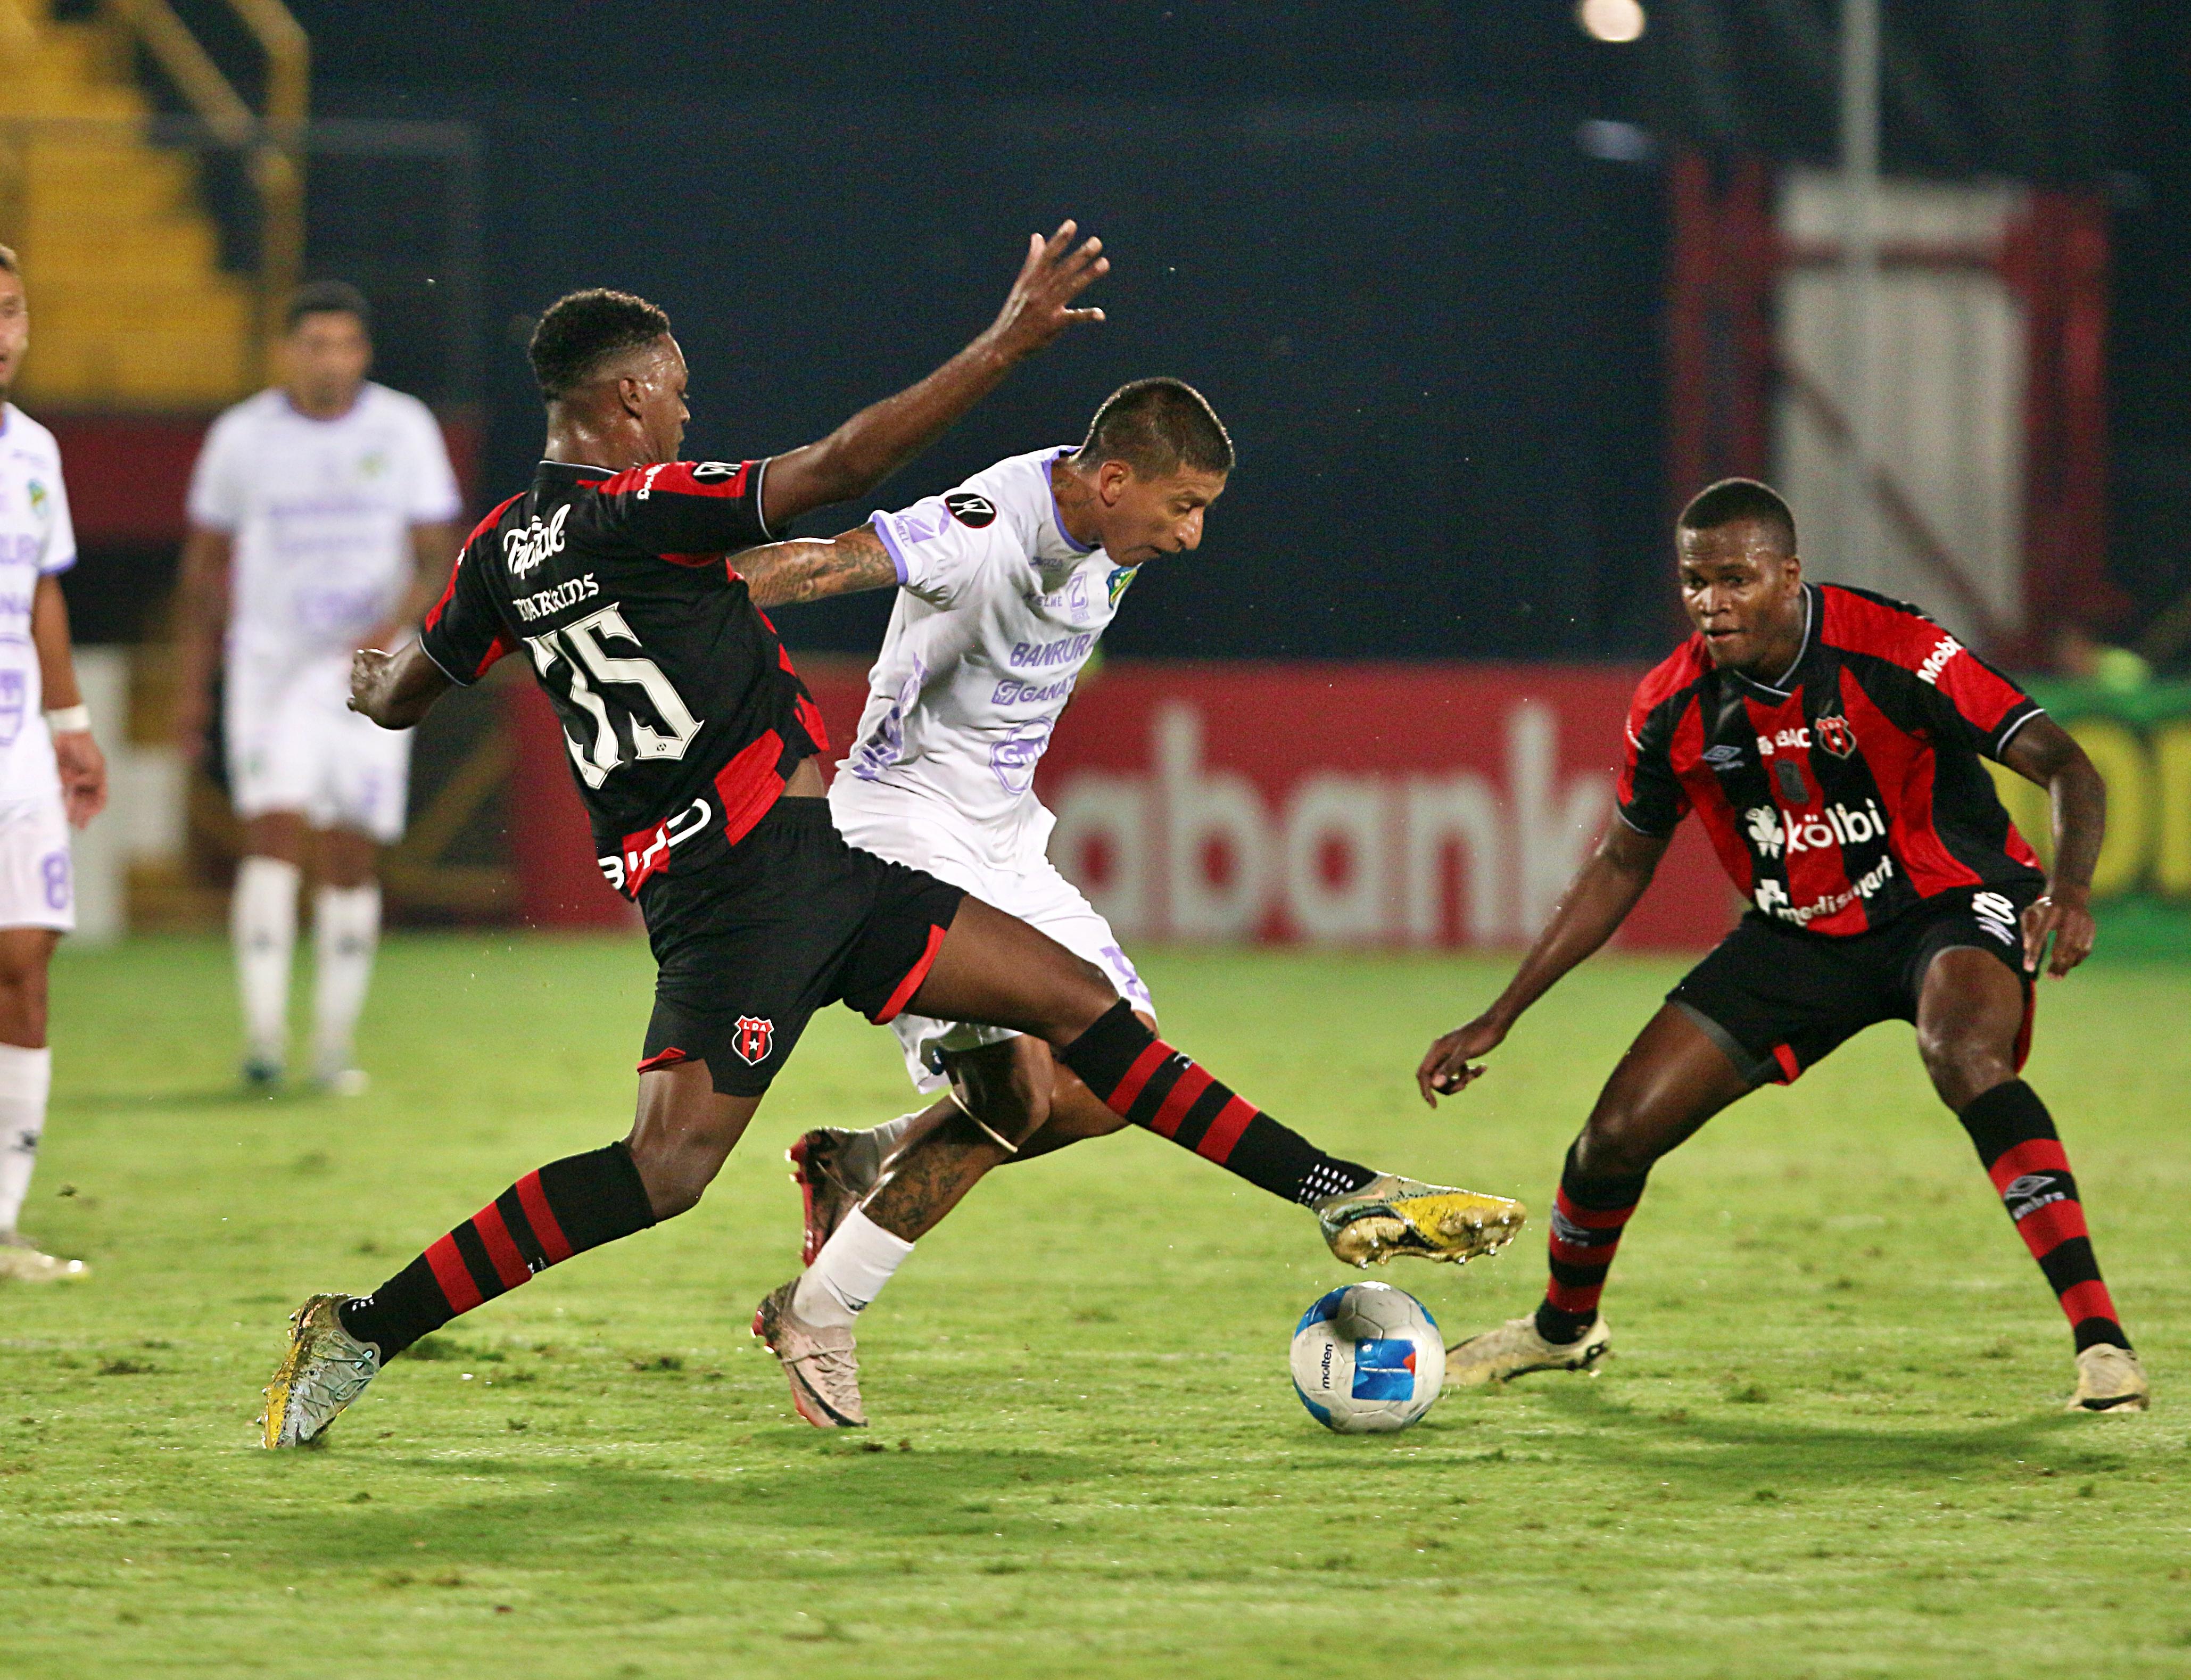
[1314,1174,1526,1267]
[0,1230,88,1281]
[1445,1313,1613,1386]
[2066,1344,2150,1413]
[261,1294,382,1447]
[752,1279,867,1428]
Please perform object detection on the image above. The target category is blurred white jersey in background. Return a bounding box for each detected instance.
[187,382,459,666]
[0,402,74,812]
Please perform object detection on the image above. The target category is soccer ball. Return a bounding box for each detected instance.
[1290,1281,1445,1433]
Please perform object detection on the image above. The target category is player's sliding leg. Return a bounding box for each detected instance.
[232,813,307,1087]
[0,928,85,1282]
[1915,949,2147,1413]
[1447,1004,1747,1386]
[766,900,1527,1425]
[924,900,1524,1261]
[789,1041,1134,1263]
[309,825,381,1095]
[264,1061,757,1446]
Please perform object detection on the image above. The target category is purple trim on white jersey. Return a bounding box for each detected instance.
[1044,448,1095,556]
[870,510,911,583]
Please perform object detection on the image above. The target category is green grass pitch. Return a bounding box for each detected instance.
[3,934,2187,1677]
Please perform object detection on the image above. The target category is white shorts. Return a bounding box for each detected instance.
[0,795,73,932]
[829,780,1152,1094]
[225,649,411,842]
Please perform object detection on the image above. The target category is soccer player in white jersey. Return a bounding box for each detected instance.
[0,245,109,1281]
[176,282,461,1091]
[738,380,1522,1388]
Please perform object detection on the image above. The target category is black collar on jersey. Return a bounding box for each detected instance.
[1728,583,1817,699]
[535,459,617,482]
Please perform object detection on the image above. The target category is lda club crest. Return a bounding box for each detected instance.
[732,1016,775,1064]
[1813,712,1857,758]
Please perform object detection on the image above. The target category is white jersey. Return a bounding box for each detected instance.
[187,382,461,664]
[0,404,75,807]
[842,446,1136,853]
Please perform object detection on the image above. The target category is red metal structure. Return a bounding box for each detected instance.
[1665,150,2118,663]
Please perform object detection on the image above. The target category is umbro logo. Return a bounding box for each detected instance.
[1702,744,1743,768]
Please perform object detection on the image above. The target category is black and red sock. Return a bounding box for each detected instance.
[1958,1080,2129,1352]
[339,1142,656,1357]
[1060,1000,1375,1205]
[1535,1143,1649,1345]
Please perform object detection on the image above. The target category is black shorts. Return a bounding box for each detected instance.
[1669,884,2039,1088]
[636,797,966,1097]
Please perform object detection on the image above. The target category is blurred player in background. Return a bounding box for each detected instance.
[176,282,462,1093]
[737,378,1520,1412]
[1419,478,2146,1413]
[0,245,109,1281]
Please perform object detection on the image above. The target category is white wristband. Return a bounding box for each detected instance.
[43,705,90,735]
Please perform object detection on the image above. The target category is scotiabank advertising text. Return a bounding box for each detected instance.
[805,661,1737,950]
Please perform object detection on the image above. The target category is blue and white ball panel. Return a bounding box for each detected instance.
[1289,1282,1445,1434]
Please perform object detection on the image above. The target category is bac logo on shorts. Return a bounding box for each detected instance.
[944,491,997,529]
[732,1016,775,1064]
[1814,713,1857,758]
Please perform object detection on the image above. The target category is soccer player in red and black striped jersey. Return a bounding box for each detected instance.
[258,228,1522,1445]
[1417,477,2148,1413]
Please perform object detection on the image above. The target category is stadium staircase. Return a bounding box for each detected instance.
[0,0,262,409]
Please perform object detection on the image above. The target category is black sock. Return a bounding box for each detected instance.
[1957,1080,2129,1353]
[340,1142,656,1358]
[1535,1143,1650,1345]
[1059,1000,1375,1205]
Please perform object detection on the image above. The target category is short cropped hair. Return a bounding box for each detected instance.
[528,288,673,402]
[0,244,17,276]
[1074,377,1234,479]
[285,279,371,334]
[1677,477,1797,554]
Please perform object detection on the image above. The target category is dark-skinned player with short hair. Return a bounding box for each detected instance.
[259,226,1522,1445]
[1419,477,2147,1414]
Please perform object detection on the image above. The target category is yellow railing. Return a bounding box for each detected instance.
[100,0,308,369]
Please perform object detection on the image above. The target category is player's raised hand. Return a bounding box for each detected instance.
[350,646,392,717]
[1417,1013,1508,1107]
[980,221,1109,362]
[2021,888,2096,978]
[52,726,105,828]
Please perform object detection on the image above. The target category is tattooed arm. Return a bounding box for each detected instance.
[737,524,901,609]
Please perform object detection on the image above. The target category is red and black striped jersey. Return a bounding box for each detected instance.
[1617,583,2046,935]
[419,458,829,898]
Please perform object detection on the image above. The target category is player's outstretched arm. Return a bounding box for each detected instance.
[351,641,452,732]
[739,525,898,610]
[1416,821,1670,1106]
[758,222,1108,531]
[1998,714,2105,976]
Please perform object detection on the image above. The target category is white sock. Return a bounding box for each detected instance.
[232,856,300,1067]
[792,1209,914,1329]
[312,884,381,1077]
[0,1043,53,1234]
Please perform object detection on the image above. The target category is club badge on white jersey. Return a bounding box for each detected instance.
[844,446,1136,833]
